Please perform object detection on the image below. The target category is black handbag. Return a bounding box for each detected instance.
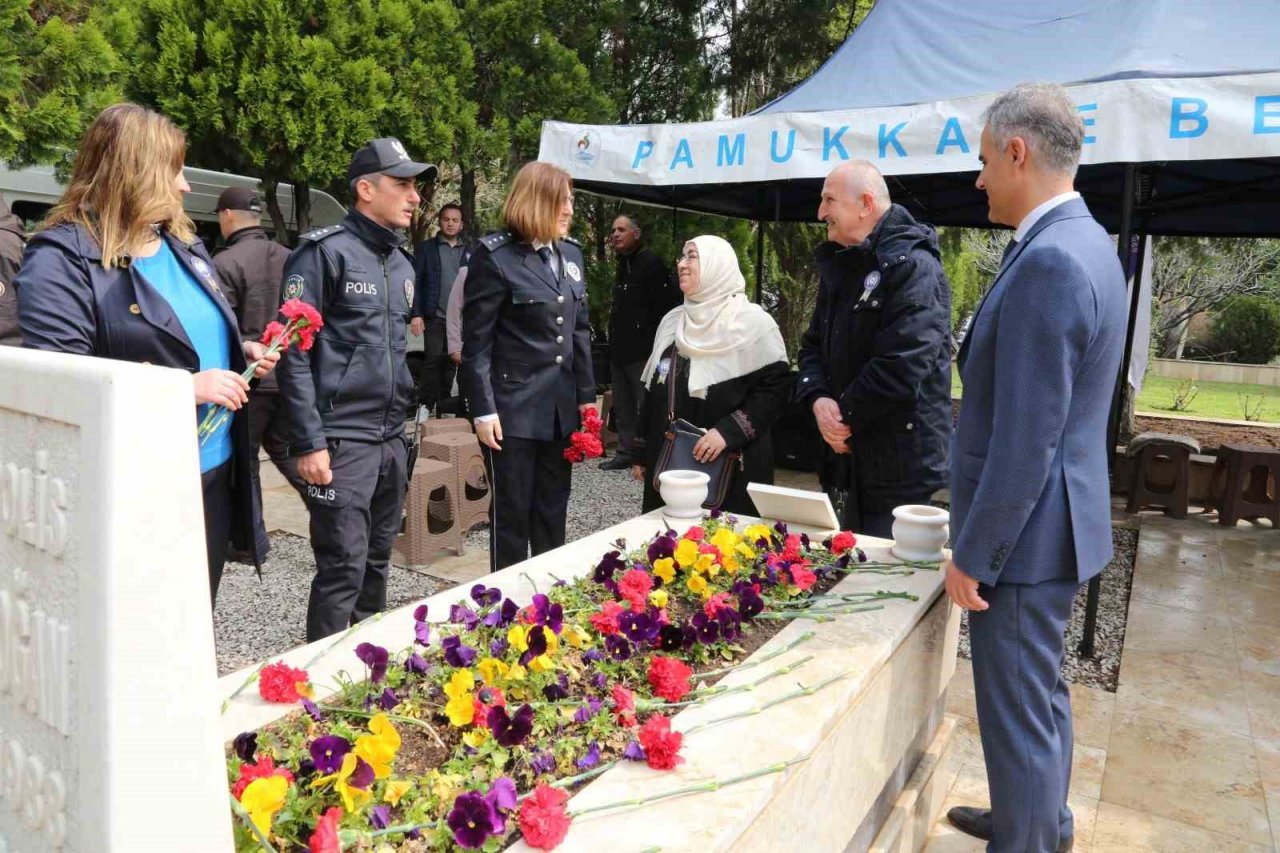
[651,355,741,509]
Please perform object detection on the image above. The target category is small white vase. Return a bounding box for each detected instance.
[658,470,710,519]
[891,504,950,563]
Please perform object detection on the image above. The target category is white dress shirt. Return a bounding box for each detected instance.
[1014,191,1080,242]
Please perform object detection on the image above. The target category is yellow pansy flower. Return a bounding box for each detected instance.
[743,523,773,544]
[563,623,592,649]
[477,657,509,686]
[695,553,719,577]
[354,713,401,778]
[444,669,476,727]
[710,527,740,555]
[723,554,740,574]
[652,557,676,584]
[674,538,699,568]
[312,752,373,813]
[507,624,529,653]
[429,770,464,804]
[384,779,412,806]
[445,668,475,698]
[736,542,757,560]
[687,573,708,598]
[505,663,528,682]
[649,589,669,608]
[462,728,490,748]
[240,776,289,835]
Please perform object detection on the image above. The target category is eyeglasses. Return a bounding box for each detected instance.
[676,252,699,264]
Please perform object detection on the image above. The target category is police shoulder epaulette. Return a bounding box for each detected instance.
[560,235,582,248]
[480,231,513,251]
[299,224,344,243]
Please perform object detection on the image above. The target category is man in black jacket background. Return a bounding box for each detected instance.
[213,187,300,520]
[796,161,952,538]
[602,215,680,470]
[0,196,25,347]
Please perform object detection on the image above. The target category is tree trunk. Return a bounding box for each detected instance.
[461,167,477,236]
[263,180,289,246]
[296,179,312,235]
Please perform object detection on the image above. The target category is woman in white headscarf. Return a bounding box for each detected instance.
[631,235,792,515]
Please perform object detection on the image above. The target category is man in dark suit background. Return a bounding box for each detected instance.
[460,162,595,571]
[945,83,1126,852]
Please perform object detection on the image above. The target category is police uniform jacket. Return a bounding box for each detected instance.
[213,225,291,393]
[14,221,270,563]
[795,204,952,511]
[277,209,416,455]
[460,232,595,441]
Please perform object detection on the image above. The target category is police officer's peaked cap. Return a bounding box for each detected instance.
[347,138,438,182]
[214,186,262,213]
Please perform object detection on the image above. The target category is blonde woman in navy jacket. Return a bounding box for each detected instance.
[15,103,277,602]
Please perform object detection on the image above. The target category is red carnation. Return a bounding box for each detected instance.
[704,592,732,619]
[618,569,654,613]
[637,714,684,770]
[788,562,817,591]
[611,684,638,727]
[647,655,693,703]
[831,530,856,555]
[782,534,803,562]
[259,660,310,703]
[518,783,572,849]
[260,321,290,350]
[589,600,625,636]
[684,525,705,541]
[309,806,343,853]
[231,755,295,800]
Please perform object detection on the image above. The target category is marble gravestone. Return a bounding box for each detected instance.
[0,348,231,851]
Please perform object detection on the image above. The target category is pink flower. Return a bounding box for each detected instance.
[831,530,857,555]
[618,569,654,613]
[788,563,817,591]
[683,526,705,541]
[611,684,637,727]
[704,592,732,619]
[647,655,692,702]
[637,714,684,770]
[589,600,625,636]
[518,784,572,849]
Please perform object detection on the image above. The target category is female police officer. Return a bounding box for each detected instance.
[460,162,595,571]
[15,103,276,602]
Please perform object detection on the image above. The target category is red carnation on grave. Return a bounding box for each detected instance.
[831,530,857,555]
[231,755,295,800]
[788,562,818,592]
[611,684,638,728]
[589,600,625,636]
[684,525,705,541]
[259,660,311,703]
[704,592,732,619]
[564,407,605,463]
[308,806,343,853]
[637,714,684,770]
[647,655,693,703]
[618,569,654,613]
[782,534,803,562]
[518,783,572,849]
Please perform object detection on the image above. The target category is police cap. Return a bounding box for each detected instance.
[347,138,438,182]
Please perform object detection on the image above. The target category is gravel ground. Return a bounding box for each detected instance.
[956,525,1138,692]
[215,459,646,675]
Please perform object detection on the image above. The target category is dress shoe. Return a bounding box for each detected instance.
[599,455,632,471]
[946,807,1073,852]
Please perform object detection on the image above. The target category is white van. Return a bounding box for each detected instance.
[0,163,346,248]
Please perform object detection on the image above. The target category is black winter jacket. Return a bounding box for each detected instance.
[0,198,25,347]
[608,247,679,364]
[213,226,290,392]
[796,204,952,511]
[277,210,416,454]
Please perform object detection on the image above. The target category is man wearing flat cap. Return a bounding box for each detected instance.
[277,137,438,640]
[213,186,298,549]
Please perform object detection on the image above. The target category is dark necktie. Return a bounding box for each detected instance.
[537,246,556,279]
[999,239,1016,269]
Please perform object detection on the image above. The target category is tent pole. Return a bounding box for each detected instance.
[754,222,764,302]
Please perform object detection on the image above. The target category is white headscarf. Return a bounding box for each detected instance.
[641,235,788,399]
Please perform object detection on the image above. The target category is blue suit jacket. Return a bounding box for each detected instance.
[951,198,1126,585]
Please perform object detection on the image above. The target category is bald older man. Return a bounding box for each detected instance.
[796,161,952,537]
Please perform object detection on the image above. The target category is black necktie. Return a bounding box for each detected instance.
[537,246,556,278]
[999,239,1016,269]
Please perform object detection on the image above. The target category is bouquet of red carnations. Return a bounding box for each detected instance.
[198,298,323,444]
[563,405,605,463]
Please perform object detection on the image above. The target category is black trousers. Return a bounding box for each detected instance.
[835,489,938,539]
[202,460,233,605]
[609,358,645,457]
[483,435,572,572]
[247,391,305,541]
[304,437,408,641]
[416,320,457,408]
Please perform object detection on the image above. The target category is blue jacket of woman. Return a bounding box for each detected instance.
[14,221,270,565]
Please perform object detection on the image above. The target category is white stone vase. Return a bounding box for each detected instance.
[890,504,950,562]
[658,470,710,519]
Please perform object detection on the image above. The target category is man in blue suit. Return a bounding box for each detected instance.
[945,83,1126,852]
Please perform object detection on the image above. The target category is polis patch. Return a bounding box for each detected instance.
[284,274,305,300]
[404,278,414,305]
[564,261,582,282]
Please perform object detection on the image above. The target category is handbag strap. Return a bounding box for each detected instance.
[666,346,678,424]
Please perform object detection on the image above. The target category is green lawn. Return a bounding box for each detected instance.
[950,365,1280,424]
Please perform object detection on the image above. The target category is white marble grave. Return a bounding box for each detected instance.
[0,347,231,851]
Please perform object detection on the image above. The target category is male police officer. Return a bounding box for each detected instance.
[277,138,436,641]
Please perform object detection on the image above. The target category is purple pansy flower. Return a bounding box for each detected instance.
[354,642,389,683]
[470,583,501,607]
[347,756,375,790]
[233,732,257,763]
[531,594,564,634]
[370,804,391,830]
[413,604,429,621]
[489,636,509,657]
[605,634,632,661]
[489,703,535,747]
[719,607,743,641]
[447,791,498,849]
[582,648,604,663]
[310,735,351,774]
[486,776,518,815]
[301,697,324,722]
[692,612,720,644]
[658,624,684,652]
[573,697,602,723]
[543,683,568,701]
[415,620,431,646]
[443,635,477,668]
[449,603,479,630]
[647,533,676,563]
[529,752,556,775]
[623,740,647,761]
[405,652,430,675]
[576,741,601,769]
[594,550,625,583]
[379,687,399,711]
[590,672,608,690]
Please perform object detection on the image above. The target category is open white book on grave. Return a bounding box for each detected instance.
[746,482,840,532]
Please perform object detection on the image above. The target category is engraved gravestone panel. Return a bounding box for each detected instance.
[0,348,232,852]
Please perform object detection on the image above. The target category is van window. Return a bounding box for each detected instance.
[11,201,51,232]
